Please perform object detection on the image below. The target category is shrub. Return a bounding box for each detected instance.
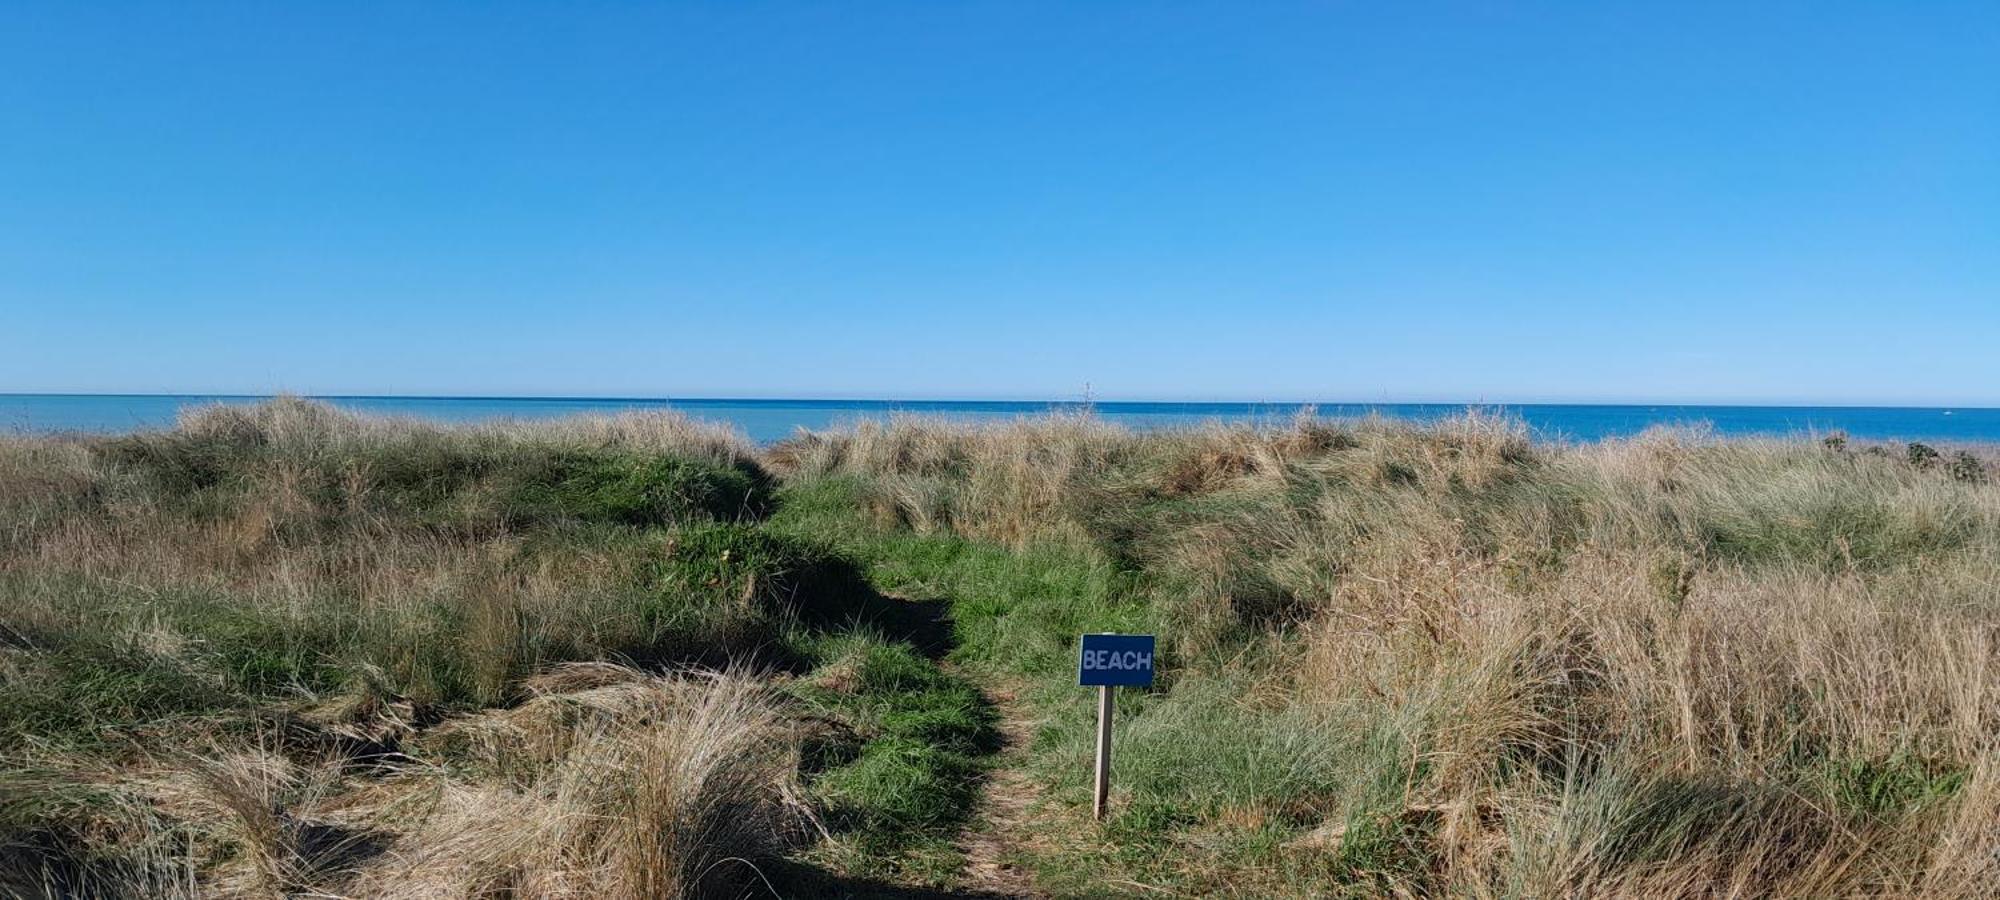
[1948,450,1985,484]
[1906,442,1941,469]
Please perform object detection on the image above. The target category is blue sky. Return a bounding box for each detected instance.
[2,2,1995,404]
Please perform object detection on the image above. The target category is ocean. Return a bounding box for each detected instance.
[2,394,1996,445]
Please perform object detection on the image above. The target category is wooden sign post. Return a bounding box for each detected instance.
[1093,682,1114,820]
[1077,633,1155,821]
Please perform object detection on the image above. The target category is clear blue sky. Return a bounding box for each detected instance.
[3,2,1995,404]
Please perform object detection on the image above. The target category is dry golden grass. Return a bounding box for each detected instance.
[788,412,1999,897]
[343,666,811,900]
[772,412,1132,547]
[6,402,1999,897]
[1,666,807,900]
[0,401,818,899]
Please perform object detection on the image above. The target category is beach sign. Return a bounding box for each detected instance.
[1078,633,1155,820]
[1078,633,1155,687]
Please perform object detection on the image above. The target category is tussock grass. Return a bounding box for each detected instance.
[348,666,811,899]
[0,402,811,897]
[1,667,810,899]
[0,400,1004,896]
[780,413,2000,897]
[6,400,1999,896]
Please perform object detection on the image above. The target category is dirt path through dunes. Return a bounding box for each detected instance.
[953,676,1048,899]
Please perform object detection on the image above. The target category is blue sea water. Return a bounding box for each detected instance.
[2,394,1997,445]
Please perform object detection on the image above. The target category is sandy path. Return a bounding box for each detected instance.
[952,677,1048,899]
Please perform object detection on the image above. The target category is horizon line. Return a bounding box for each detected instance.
[2,391,1996,412]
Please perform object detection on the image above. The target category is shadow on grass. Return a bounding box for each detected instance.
[771,554,1015,893]
[763,859,1029,899]
[818,592,961,661]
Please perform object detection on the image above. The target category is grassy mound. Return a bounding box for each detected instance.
[4,401,1999,898]
[777,413,2000,896]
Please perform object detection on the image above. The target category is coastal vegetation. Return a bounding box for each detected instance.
[2,399,1996,897]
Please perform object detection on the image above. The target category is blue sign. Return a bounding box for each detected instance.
[1078,633,1156,687]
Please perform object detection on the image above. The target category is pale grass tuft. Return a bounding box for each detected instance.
[349,666,814,900]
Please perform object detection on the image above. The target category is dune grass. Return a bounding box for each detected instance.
[770,413,2000,897]
[0,400,990,898]
[2,400,1997,897]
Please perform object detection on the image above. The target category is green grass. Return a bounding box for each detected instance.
[5,415,1017,890]
[770,476,1150,677]
[1817,751,1969,821]
[772,475,1413,894]
[786,635,997,885]
[503,452,772,527]
[7,404,2000,897]
[0,640,234,748]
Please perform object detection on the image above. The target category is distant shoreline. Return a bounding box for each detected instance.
[5,394,2000,445]
[2,391,1994,411]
